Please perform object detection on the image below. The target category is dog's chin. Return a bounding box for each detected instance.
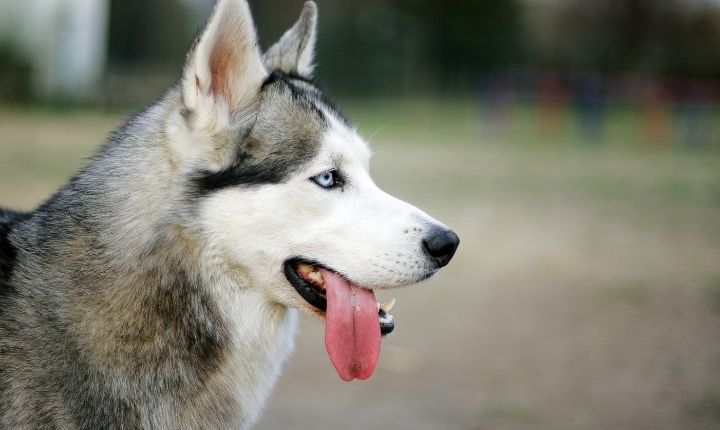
[282,258,397,336]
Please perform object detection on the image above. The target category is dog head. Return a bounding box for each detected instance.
[169,0,459,380]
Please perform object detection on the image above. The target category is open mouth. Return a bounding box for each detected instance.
[283,258,395,381]
[283,258,395,335]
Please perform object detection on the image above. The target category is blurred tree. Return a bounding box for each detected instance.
[279,0,523,94]
[108,0,196,68]
[527,0,720,78]
[401,0,523,90]
[0,45,32,102]
[102,0,720,101]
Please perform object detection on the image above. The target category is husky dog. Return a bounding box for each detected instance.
[0,1,459,428]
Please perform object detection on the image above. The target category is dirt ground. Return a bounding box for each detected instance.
[1,105,719,429]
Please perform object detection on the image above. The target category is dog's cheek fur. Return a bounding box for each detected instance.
[196,184,313,308]
[195,123,447,309]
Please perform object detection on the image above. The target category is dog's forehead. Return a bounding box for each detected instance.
[260,71,349,124]
[192,72,371,193]
[260,71,369,163]
[321,116,371,166]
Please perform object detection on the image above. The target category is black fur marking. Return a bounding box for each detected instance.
[263,70,352,126]
[190,71,354,195]
[194,153,290,191]
[262,71,327,122]
[191,137,317,194]
[0,208,29,423]
[0,208,28,299]
[263,70,316,87]
[150,265,229,380]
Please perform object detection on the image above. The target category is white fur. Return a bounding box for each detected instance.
[182,111,446,428]
[171,82,448,428]
[160,1,447,426]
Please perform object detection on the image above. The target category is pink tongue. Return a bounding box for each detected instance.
[320,269,381,381]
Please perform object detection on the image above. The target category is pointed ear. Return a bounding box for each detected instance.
[263,1,318,77]
[182,0,266,125]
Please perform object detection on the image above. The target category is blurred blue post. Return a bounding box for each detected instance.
[673,82,716,151]
[575,74,606,146]
[479,73,513,141]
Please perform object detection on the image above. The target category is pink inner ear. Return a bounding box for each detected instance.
[183,0,271,117]
[209,29,238,106]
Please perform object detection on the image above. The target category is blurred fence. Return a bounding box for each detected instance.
[479,71,720,150]
[1,0,720,152]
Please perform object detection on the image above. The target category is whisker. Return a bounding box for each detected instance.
[366,121,394,143]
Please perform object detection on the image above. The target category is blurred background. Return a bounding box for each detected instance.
[1,0,720,429]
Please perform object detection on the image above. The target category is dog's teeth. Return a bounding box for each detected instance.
[308,271,324,286]
[379,298,396,313]
[297,263,314,276]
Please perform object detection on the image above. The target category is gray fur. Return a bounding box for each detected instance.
[193,72,328,193]
[0,2,340,428]
[0,1,459,428]
[263,1,318,76]
[1,91,230,428]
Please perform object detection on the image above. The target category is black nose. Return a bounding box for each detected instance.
[422,227,460,268]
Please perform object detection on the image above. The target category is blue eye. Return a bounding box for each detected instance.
[311,170,340,189]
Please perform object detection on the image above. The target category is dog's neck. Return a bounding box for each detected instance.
[81,224,297,428]
[35,177,299,428]
[13,100,300,428]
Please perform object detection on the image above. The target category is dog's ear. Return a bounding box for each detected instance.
[263,1,318,77]
[182,0,266,127]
